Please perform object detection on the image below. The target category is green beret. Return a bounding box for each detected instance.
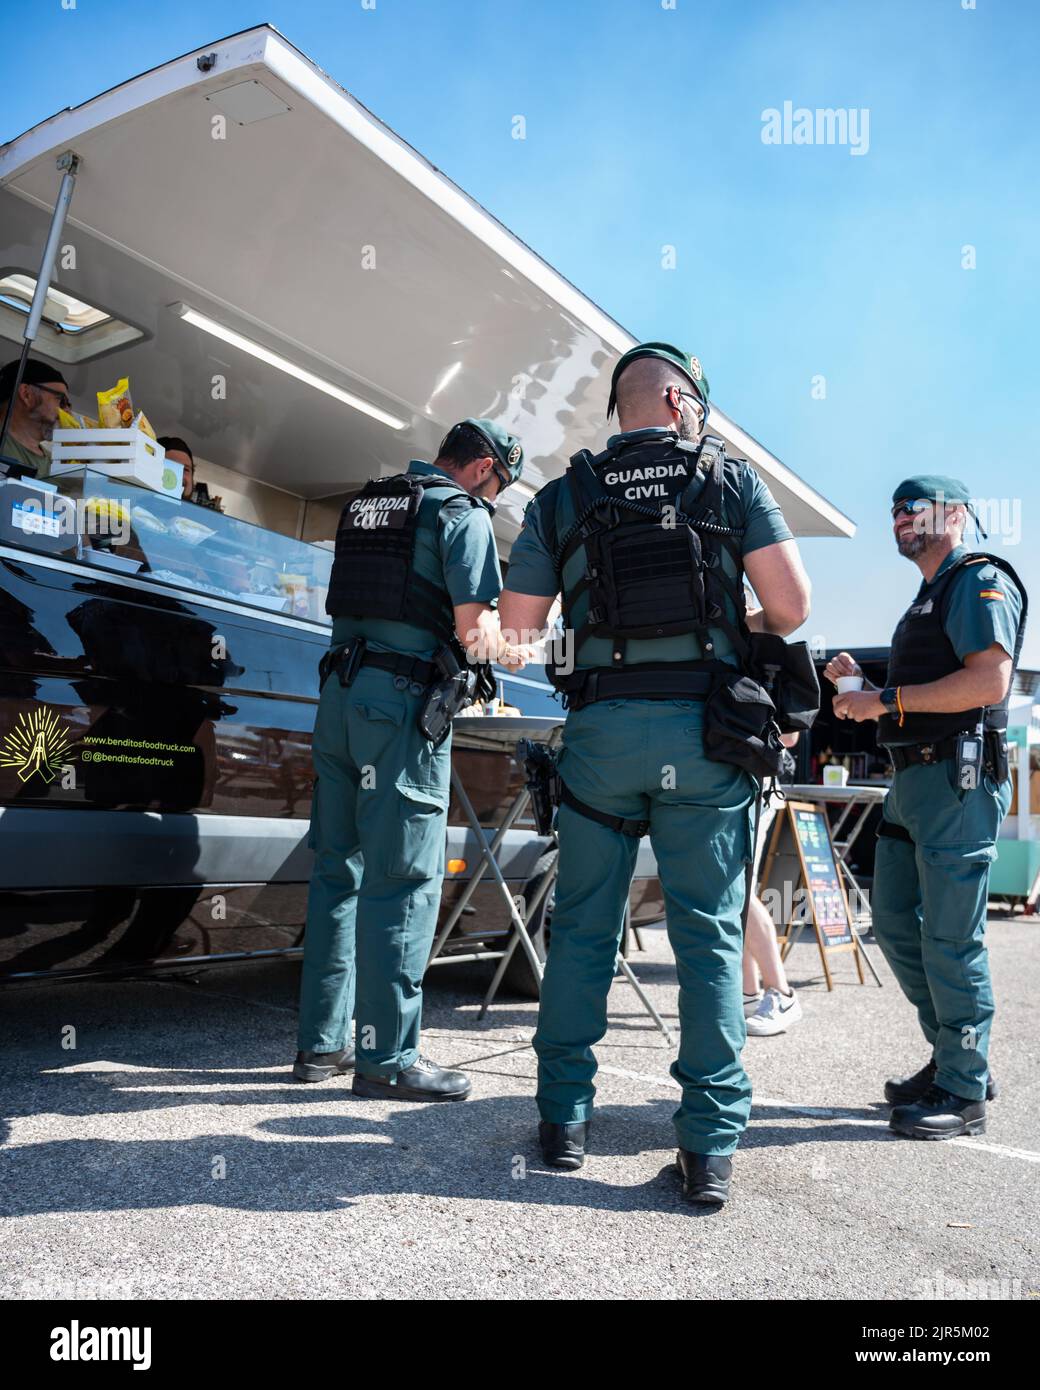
[891,475,972,506]
[462,417,524,483]
[607,341,709,419]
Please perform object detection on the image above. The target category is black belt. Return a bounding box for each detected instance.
[559,780,649,838]
[554,663,715,710]
[319,638,438,694]
[877,819,914,844]
[884,729,1006,774]
[884,736,960,771]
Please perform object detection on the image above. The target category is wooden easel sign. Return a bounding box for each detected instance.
[760,799,865,990]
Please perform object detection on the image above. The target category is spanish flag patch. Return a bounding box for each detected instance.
[979,589,1005,600]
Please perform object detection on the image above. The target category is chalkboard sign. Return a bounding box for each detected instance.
[790,804,854,947]
[759,799,864,989]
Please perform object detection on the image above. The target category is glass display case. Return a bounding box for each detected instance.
[0,465,332,625]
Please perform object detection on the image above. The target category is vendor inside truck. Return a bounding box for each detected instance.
[157,435,224,512]
[0,355,70,478]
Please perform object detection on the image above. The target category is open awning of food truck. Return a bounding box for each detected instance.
[0,23,855,550]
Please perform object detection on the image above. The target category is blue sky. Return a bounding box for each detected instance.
[3,0,1038,665]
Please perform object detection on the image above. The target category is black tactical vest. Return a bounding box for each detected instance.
[326,472,478,648]
[546,432,749,679]
[878,550,1028,746]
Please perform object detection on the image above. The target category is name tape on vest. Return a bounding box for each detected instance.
[347,495,411,530]
[601,461,690,501]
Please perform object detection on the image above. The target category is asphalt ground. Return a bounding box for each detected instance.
[1,917,1037,1302]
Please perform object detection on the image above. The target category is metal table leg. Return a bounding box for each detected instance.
[437,740,677,1038]
[427,771,531,965]
[479,844,558,1015]
[614,954,674,1044]
[828,794,884,987]
[431,767,548,1016]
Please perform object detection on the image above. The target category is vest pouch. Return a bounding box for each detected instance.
[746,632,821,733]
[703,672,787,780]
[593,521,707,639]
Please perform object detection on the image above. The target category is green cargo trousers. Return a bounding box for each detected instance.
[533,697,756,1155]
[297,663,450,1075]
[871,758,1012,1101]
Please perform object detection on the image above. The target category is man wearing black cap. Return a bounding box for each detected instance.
[499,344,810,1202]
[294,418,528,1102]
[829,476,1026,1141]
[0,357,70,478]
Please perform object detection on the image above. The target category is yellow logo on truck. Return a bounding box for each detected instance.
[0,708,75,785]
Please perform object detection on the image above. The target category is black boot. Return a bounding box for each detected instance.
[292,1047,356,1082]
[676,1150,732,1205]
[352,1055,471,1102]
[889,1084,986,1140]
[539,1121,590,1170]
[884,1058,998,1105]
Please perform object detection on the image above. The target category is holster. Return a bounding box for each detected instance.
[417,644,486,746]
[318,637,367,691]
[518,739,561,835]
[984,730,1010,783]
[702,671,787,781]
[745,632,820,733]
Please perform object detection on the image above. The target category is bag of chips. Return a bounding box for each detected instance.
[97,377,134,429]
[54,407,100,469]
[57,407,99,431]
[131,410,156,440]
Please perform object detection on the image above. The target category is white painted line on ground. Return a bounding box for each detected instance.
[38,1060,1040,1165]
[114,1084,299,1093]
[599,1064,678,1088]
[598,1067,1040,1164]
[41,1062,291,1074]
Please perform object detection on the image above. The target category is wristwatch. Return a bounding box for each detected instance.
[879,686,899,715]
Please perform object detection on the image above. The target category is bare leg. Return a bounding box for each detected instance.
[742,936,761,995]
[745,894,790,995]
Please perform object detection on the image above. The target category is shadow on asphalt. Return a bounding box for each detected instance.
[0,1069,897,1220]
[0,953,906,1222]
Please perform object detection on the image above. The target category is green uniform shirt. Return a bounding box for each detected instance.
[506,429,793,669]
[928,544,1023,662]
[1,434,49,479]
[332,459,502,657]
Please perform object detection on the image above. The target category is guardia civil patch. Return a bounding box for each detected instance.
[507,442,522,467]
[346,492,411,530]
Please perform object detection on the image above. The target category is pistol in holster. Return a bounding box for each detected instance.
[517,738,561,835]
[417,644,484,747]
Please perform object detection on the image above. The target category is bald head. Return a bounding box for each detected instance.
[615,356,704,439]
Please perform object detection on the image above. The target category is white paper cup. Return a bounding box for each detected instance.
[836,675,864,693]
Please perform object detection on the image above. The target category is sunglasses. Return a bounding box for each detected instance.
[891,498,935,519]
[674,388,706,419]
[32,383,71,410]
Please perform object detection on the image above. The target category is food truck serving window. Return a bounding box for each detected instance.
[0,467,332,626]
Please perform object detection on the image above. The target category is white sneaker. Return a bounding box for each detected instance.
[746,987,802,1037]
[743,990,763,1019]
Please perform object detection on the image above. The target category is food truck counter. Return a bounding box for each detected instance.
[0,466,333,626]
